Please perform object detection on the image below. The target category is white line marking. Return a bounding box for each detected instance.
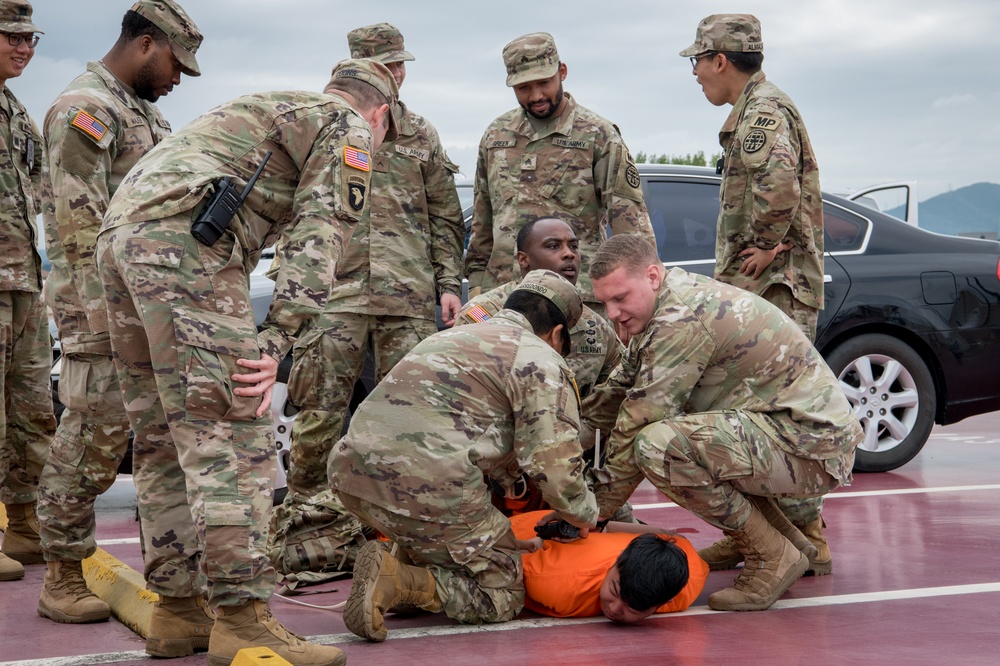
[8,582,998,665]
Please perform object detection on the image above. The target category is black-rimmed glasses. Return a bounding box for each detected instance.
[2,32,40,48]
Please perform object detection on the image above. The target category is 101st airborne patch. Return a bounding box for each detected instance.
[346,175,367,212]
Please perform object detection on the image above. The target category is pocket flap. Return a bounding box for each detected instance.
[124,238,185,268]
[172,306,258,358]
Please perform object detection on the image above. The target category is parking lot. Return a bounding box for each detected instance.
[2,410,999,665]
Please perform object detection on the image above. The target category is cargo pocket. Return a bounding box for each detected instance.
[172,306,261,422]
[203,496,253,580]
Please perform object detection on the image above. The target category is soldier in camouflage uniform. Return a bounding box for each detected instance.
[585,235,861,612]
[96,59,399,666]
[0,0,55,584]
[35,1,205,638]
[466,32,655,307]
[279,23,464,515]
[331,270,598,641]
[681,14,832,574]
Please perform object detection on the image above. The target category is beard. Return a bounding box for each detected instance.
[523,82,564,120]
[133,58,162,102]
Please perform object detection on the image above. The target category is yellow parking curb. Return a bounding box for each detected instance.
[232,647,293,665]
[1,502,155,638]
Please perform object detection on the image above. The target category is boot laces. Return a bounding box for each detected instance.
[53,566,94,597]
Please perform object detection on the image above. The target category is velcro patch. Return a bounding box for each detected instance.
[344,146,370,171]
[742,129,768,153]
[553,138,591,150]
[395,145,429,161]
[489,139,517,149]
[748,115,779,131]
[465,305,492,323]
[70,110,108,142]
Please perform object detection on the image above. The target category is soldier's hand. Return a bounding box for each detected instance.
[440,293,462,327]
[232,354,279,417]
[738,240,793,279]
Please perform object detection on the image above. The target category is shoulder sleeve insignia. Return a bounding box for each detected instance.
[344,146,371,171]
[466,304,492,323]
[742,129,768,153]
[70,109,108,143]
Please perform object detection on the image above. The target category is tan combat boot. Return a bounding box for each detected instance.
[698,496,819,571]
[0,551,25,581]
[37,561,112,623]
[1,502,44,564]
[207,600,345,666]
[345,540,441,642]
[707,505,809,612]
[800,516,833,576]
[146,594,215,658]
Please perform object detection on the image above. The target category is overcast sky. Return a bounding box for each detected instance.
[12,0,997,202]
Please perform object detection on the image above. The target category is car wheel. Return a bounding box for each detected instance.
[824,333,936,473]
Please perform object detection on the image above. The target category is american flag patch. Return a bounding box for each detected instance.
[344,146,370,171]
[466,305,492,323]
[70,110,108,142]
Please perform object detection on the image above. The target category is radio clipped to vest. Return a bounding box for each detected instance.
[191,151,272,247]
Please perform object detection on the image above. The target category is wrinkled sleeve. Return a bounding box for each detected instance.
[596,134,656,247]
[258,118,372,360]
[746,110,799,249]
[509,348,597,529]
[424,131,464,298]
[463,130,493,289]
[46,108,116,332]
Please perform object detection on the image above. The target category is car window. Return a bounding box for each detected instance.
[823,204,868,252]
[643,179,719,264]
[457,183,474,213]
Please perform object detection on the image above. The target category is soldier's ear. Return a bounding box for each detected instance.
[558,62,568,81]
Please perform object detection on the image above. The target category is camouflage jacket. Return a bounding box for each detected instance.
[455,280,622,411]
[101,91,374,361]
[329,310,598,533]
[465,93,654,302]
[326,102,464,320]
[716,71,824,309]
[587,268,861,517]
[43,61,172,343]
[0,87,44,292]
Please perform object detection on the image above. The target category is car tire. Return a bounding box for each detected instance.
[824,333,936,473]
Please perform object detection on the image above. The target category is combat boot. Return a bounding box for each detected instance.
[0,552,25,581]
[799,516,833,576]
[345,540,441,642]
[708,504,809,612]
[37,561,112,623]
[697,536,743,571]
[146,594,215,658]
[207,600,345,666]
[698,496,819,571]
[1,502,44,564]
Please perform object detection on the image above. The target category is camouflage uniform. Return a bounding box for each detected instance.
[36,57,177,562]
[587,268,862,532]
[284,23,464,500]
[0,84,53,509]
[465,33,654,305]
[96,83,383,606]
[330,306,598,624]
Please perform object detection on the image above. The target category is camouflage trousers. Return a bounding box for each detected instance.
[338,492,524,625]
[632,410,840,532]
[285,311,436,497]
[0,290,55,505]
[37,340,130,561]
[760,283,823,526]
[97,216,276,607]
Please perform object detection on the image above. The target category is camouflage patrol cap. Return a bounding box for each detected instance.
[513,269,583,333]
[0,0,42,34]
[502,32,560,87]
[679,14,763,57]
[348,23,415,64]
[130,0,204,77]
[327,58,400,142]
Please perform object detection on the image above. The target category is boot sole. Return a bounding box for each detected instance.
[37,600,111,624]
[3,551,45,565]
[707,551,809,612]
[146,636,210,658]
[0,569,25,581]
[805,558,833,576]
[344,541,388,642]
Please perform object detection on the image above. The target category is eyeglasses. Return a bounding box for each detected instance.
[689,52,717,71]
[1,32,40,48]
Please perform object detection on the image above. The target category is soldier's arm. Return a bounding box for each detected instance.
[579,316,624,435]
[745,108,798,249]
[45,105,117,333]
[596,133,656,247]
[423,127,465,301]
[464,133,493,289]
[510,349,597,530]
[257,120,372,362]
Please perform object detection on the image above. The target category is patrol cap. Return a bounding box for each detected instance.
[327,58,400,142]
[0,0,42,34]
[348,23,414,64]
[502,32,559,87]
[130,0,204,77]
[679,14,763,57]
[513,269,583,334]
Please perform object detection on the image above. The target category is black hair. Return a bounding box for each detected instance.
[503,290,570,356]
[515,216,562,253]
[720,50,764,73]
[615,534,689,612]
[120,9,167,43]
